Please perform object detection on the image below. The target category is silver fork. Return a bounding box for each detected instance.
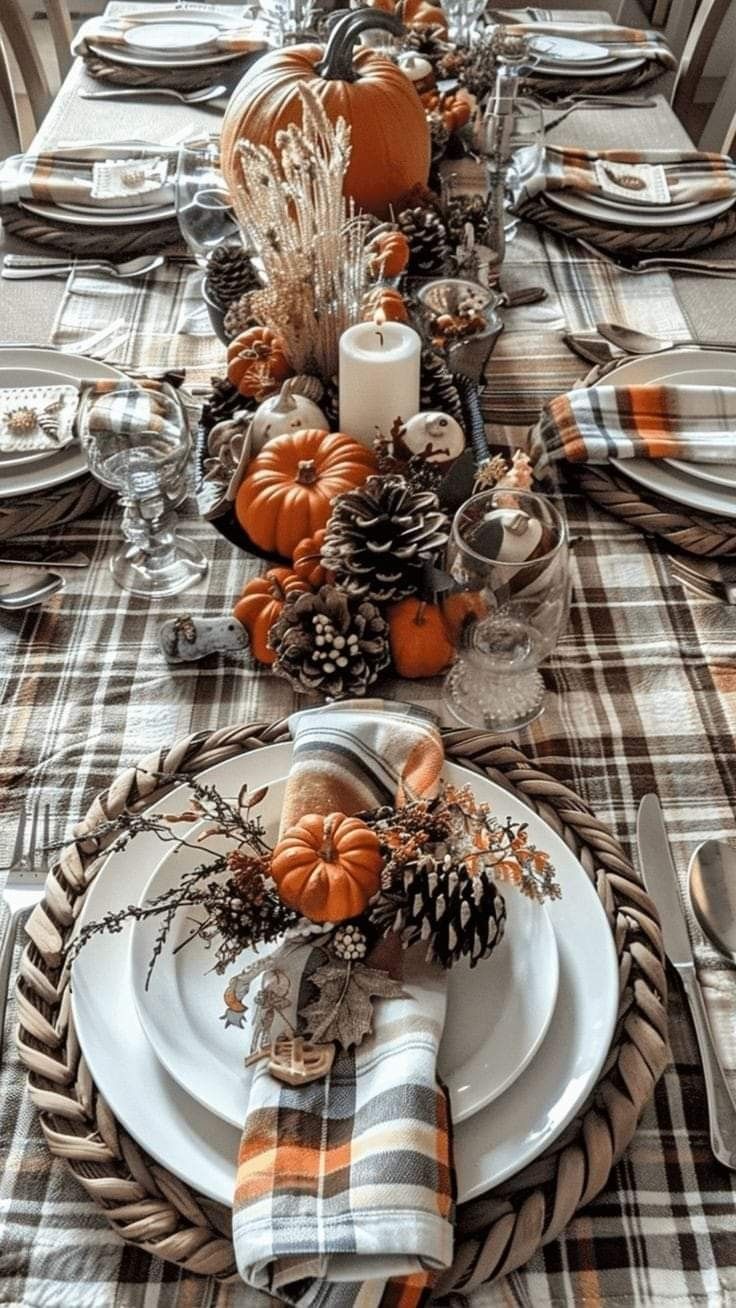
[576,239,736,279]
[2,254,163,281]
[0,797,52,1062]
[669,556,736,605]
[79,83,226,104]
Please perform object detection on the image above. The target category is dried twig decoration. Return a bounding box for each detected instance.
[230,84,373,381]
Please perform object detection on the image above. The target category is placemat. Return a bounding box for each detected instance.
[516,195,736,257]
[80,53,242,91]
[0,205,182,258]
[0,476,111,541]
[15,724,667,1290]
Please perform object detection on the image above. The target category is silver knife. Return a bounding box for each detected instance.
[637,794,736,1169]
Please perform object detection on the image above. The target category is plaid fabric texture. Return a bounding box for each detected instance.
[530,381,736,466]
[234,703,453,1304]
[527,147,736,208]
[507,18,676,61]
[0,145,176,210]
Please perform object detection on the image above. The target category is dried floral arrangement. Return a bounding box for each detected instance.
[69,775,559,1062]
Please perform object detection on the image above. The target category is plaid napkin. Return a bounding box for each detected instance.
[0,146,175,211]
[72,12,267,59]
[530,382,736,469]
[506,19,676,68]
[233,700,455,1308]
[525,147,736,211]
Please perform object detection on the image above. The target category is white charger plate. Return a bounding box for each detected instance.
[0,349,122,497]
[71,743,619,1206]
[607,349,736,508]
[532,54,644,77]
[130,798,559,1128]
[547,189,734,228]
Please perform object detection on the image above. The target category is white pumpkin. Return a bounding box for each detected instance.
[398,411,466,465]
[251,379,328,451]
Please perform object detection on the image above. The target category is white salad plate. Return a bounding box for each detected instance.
[72,743,619,1206]
[533,53,644,77]
[529,34,613,63]
[88,5,257,68]
[0,349,122,497]
[607,349,736,508]
[0,367,78,468]
[547,189,734,227]
[19,198,176,227]
[130,796,559,1128]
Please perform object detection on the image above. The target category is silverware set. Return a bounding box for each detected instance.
[2,254,163,281]
[668,555,736,606]
[576,239,736,279]
[563,321,736,365]
[78,83,227,104]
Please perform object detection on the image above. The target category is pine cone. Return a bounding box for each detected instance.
[403,22,452,60]
[321,475,449,604]
[223,291,259,340]
[206,242,259,312]
[452,36,498,98]
[370,855,506,968]
[396,206,450,276]
[420,350,465,426]
[269,584,390,699]
[445,193,491,251]
[200,376,249,436]
[427,112,450,168]
[321,376,340,430]
[211,871,297,949]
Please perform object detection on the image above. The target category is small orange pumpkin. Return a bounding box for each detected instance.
[387,598,455,677]
[421,88,473,133]
[362,285,410,324]
[368,230,410,278]
[233,567,310,663]
[236,429,376,559]
[401,0,449,34]
[271,812,383,923]
[227,327,291,401]
[293,527,333,588]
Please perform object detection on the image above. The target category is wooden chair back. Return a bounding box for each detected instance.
[671,0,731,134]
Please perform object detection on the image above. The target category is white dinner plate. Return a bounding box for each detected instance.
[0,349,123,497]
[130,798,559,1129]
[88,5,257,68]
[19,198,176,228]
[529,34,613,64]
[0,367,79,467]
[547,188,734,228]
[532,54,644,77]
[72,743,619,1206]
[605,349,736,510]
[124,20,225,54]
[87,38,243,68]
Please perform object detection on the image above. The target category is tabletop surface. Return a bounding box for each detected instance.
[1,9,736,1308]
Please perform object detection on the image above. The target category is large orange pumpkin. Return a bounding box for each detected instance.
[271,812,383,922]
[236,429,376,559]
[233,567,310,664]
[221,9,430,219]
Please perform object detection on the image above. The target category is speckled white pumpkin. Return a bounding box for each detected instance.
[251,379,328,451]
[399,410,466,465]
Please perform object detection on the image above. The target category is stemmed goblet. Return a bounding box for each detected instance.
[175,135,238,266]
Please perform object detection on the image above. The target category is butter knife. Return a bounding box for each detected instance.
[637,793,736,1169]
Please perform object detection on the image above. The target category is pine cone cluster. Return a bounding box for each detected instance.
[211,869,296,948]
[420,350,465,425]
[396,206,450,276]
[427,113,450,168]
[200,375,249,436]
[223,292,259,340]
[445,193,491,251]
[206,242,259,312]
[321,475,449,604]
[403,22,452,60]
[449,37,498,98]
[269,584,390,699]
[370,855,507,968]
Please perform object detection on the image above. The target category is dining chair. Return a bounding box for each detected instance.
[0,36,21,154]
[670,0,732,144]
[0,0,51,140]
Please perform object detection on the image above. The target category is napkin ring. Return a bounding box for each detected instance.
[245,1035,336,1086]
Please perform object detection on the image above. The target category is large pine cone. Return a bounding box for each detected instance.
[370,854,507,968]
[269,584,390,699]
[396,206,450,276]
[206,242,259,312]
[321,475,449,604]
[420,350,465,425]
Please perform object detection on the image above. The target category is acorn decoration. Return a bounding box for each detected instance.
[396,205,450,276]
[395,411,465,466]
[321,474,449,604]
[206,242,259,312]
[269,584,390,699]
[250,377,328,452]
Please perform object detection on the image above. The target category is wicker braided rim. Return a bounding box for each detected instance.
[516,194,736,257]
[82,53,232,90]
[524,56,662,100]
[0,475,111,541]
[15,723,668,1291]
[0,206,182,258]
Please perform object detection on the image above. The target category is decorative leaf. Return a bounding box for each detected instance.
[239,784,269,811]
[301,961,406,1050]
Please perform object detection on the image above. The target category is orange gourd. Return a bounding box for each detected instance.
[227,327,291,400]
[221,10,430,219]
[233,567,310,663]
[401,0,449,33]
[362,285,409,324]
[442,591,487,645]
[236,429,376,559]
[368,230,410,278]
[387,598,455,677]
[271,812,383,922]
[421,88,473,132]
[293,527,332,587]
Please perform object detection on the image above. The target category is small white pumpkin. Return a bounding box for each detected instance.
[251,378,328,451]
[398,410,466,465]
[396,52,435,94]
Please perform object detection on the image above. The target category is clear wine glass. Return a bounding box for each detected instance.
[79,381,208,598]
[442,0,487,46]
[442,489,570,732]
[175,135,238,266]
[482,97,544,239]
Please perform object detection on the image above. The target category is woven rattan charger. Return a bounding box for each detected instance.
[16,721,668,1291]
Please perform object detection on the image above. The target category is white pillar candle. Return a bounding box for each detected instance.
[338,322,421,447]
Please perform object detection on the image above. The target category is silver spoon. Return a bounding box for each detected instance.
[0,573,64,610]
[597,322,736,355]
[689,839,736,962]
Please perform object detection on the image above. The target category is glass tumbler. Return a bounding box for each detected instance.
[482,97,544,239]
[175,135,238,266]
[79,381,208,598]
[442,489,570,732]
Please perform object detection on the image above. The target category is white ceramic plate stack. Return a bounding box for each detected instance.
[0,348,123,499]
[86,5,267,71]
[72,743,619,1208]
[20,144,178,229]
[527,29,646,79]
[602,348,736,518]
